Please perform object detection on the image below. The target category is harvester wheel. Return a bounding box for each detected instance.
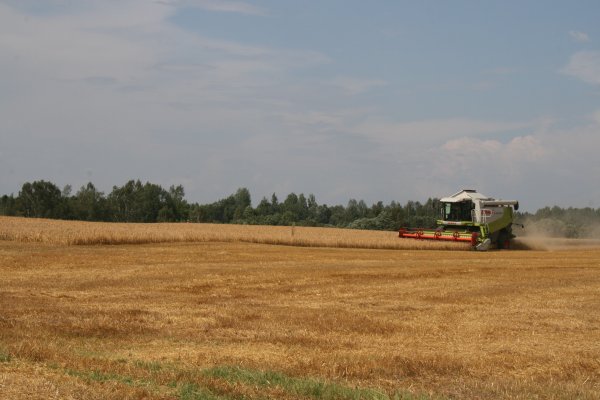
[497,230,510,250]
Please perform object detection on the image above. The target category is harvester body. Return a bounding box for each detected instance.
[398,189,519,250]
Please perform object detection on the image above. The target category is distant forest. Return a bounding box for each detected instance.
[1,180,600,238]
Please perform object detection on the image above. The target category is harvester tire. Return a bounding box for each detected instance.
[497,230,510,250]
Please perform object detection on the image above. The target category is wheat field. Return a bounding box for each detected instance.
[1,217,599,399]
[0,216,473,250]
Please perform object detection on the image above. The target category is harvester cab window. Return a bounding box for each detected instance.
[443,201,474,222]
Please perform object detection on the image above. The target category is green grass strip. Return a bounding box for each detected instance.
[203,366,430,400]
[63,366,238,400]
[52,357,435,400]
[179,382,240,400]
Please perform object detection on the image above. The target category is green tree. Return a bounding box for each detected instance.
[166,185,188,221]
[271,193,279,213]
[328,205,347,226]
[255,197,272,217]
[0,194,18,216]
[18,180,64,218]
[281,193,300,222]
[71,182,107,221]
[233,188,251,221]
[108,180,140,222]
[138,182,167,222]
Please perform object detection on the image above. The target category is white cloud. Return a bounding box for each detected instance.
[562,51,600,85]
[417,114,600,208]
[352,117,534,147]
[424,134,549,205]
[439,135,547,175]
[338,113,600,208]
[569,30,590,43]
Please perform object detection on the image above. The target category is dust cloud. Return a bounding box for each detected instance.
[512,219,600,251]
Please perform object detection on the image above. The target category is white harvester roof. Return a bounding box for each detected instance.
[440,189,492,203]
[440,189,519,209]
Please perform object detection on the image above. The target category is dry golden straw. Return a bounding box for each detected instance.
[0,216,472,250]
[1,237,599,399]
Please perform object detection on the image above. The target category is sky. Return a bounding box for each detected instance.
[1,0,599,211]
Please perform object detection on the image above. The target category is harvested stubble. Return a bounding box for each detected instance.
[514,236,600,251]
[1,220,600,399]
[0,216,471,250]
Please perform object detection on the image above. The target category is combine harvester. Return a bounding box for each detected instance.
[398,189,519,251]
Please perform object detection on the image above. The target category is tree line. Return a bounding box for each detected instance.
[0,180,187,223]
[1,180,600,237]
[0,180,440,230]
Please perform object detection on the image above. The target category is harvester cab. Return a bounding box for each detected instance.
[399,189,519,251]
